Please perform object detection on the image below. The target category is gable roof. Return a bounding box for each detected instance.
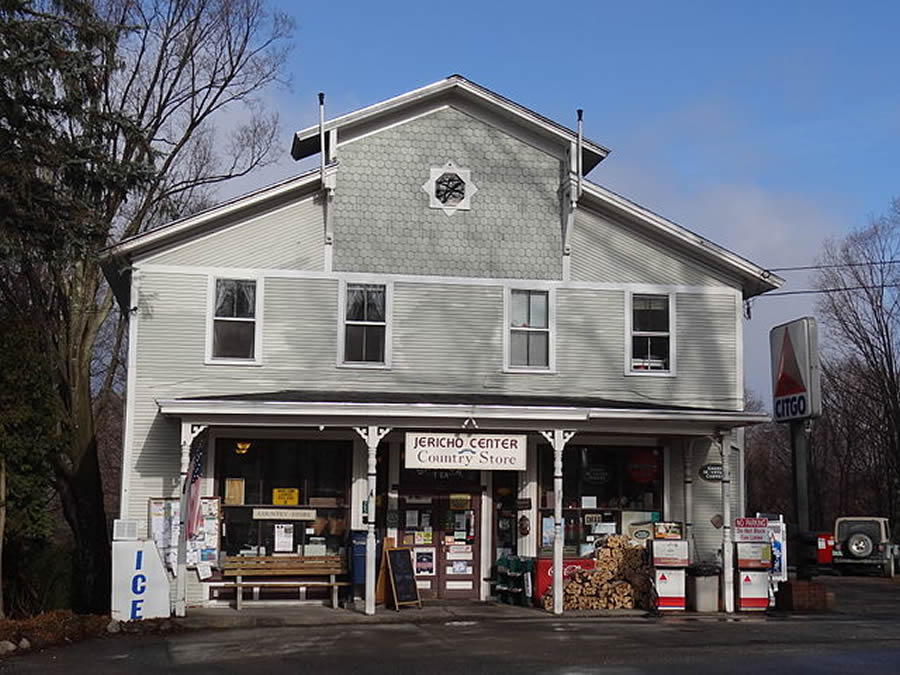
[579,181,784,296]
[291,74,610,174]
[101,76,782,304]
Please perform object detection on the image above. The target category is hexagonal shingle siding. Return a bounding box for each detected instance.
[334,107,563,279]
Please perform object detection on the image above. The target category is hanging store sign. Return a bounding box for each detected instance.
[698,463,723,482]
[770,317,822,422]
[405,433,526,471]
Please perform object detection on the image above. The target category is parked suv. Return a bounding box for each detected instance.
[832,517,896,578]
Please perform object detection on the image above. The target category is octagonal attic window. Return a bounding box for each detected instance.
[423,161,477,215]
[435,172,465,206]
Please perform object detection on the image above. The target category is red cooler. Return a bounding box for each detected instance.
[534,558,595,603]
[817,533,834,564]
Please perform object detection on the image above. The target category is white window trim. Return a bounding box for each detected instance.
[624,290,676,377]
[337,279,393,369]
[503,286,556,373]
[205,274,264,366]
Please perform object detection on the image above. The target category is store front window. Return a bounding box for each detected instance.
[216,438,351,557]
[538,445,662,557]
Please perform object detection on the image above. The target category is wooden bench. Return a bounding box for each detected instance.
[222,555,350,610]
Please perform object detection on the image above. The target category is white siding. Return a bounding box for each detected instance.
[571,208,739,287]
[668,436,743,564]
[146,195,323,270]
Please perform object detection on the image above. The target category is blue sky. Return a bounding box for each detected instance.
[229,0,900,404]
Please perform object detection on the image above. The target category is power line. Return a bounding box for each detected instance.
[767,259,900,273]
[762,283,900,298]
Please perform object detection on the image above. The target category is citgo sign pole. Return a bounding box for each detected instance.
[769,317,821,579]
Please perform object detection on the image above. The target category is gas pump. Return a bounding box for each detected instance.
[735,541,772,611]
[651,538,688,611]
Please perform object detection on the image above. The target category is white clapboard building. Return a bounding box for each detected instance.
[103,75,783,616]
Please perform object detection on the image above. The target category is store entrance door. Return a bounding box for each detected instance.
[399,492,480,600]
[435,493,480,599]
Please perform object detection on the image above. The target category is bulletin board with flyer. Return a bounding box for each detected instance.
[148,497,221,573]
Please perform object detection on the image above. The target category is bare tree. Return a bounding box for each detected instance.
[744,390,794,519]
[1,0,294,612]
[814,199,900,532]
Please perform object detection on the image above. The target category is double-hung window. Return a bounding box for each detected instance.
[344,283,386,364]
[630,294,670,372]
[509,289,550,369]
[211,278,258,361]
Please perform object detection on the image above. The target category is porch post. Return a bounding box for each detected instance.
[175,422,206,617]
[684,439,695,563]
[719,432,734,613]
[355,425,391,616]
[541,430,575,615]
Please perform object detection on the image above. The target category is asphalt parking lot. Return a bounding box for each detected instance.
[2,575,899,674]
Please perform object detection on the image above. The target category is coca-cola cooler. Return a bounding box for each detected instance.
[651,539,688,611]
[735,542,772,611]
[534,557,595,604]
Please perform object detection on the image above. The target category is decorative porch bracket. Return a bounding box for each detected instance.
[540,429,576,615]
[175,423,208,618]
[354,425,392,615]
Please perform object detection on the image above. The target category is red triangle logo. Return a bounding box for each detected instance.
[744,575,751,583]
[775,331,806,397]
[659,573,668,582]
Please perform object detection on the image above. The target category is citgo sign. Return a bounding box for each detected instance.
[770,317,821,422]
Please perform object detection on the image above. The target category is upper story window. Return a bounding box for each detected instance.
[630,294,671,373]
[344,283,387,364]
[508,289,550,369]
[209,278,260,363]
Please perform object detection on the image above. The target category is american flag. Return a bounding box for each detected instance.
[184,434,205,539]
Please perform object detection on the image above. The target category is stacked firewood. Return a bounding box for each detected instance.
[542,535,652,611]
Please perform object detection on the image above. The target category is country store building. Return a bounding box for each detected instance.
[103,75,783,616]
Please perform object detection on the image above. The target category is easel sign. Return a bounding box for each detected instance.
[385,547,422,610]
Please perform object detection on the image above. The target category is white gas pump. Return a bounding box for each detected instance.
[651,538,688,611]
[734,517,772,612]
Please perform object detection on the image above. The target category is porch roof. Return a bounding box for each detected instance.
[157,390,769,437]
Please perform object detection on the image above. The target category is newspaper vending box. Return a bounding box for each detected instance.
[651,539,688,611]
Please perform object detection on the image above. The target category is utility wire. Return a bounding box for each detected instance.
[762,283,900,298]
[767,259,900,273]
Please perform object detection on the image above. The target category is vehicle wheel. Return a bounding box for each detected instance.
[846,533,874,559]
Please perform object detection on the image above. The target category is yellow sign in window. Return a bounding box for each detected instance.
[272,488,300,506]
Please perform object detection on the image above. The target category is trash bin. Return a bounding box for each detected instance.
[350,530,382,590]
[687,562,721,612]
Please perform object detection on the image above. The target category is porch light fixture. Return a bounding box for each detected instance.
[234,441,251,455]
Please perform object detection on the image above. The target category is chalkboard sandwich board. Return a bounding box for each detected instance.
[385,547,422,610]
